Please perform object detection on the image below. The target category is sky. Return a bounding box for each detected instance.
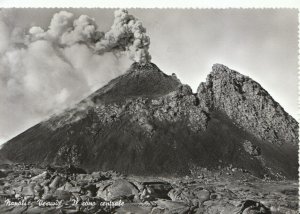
[0,8,298,144]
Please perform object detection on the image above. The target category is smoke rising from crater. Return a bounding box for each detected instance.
[95,9,151,64]
[28,9,151,64]
[0,9,151,143]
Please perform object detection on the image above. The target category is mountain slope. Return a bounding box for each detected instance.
[0,63,298,179]
[89,62,182,103]
[198,64,298,145]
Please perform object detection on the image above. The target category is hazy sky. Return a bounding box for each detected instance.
[0,8,298,144]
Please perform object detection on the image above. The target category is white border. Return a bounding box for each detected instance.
[0,0,299,8]
[0,0,299,209]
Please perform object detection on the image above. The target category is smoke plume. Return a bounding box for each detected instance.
[27,9,151,64]
[0,9,151,144]
[95,9,151,64]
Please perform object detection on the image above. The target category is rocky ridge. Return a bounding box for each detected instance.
[0,63,298,179]
[198,64,298,145]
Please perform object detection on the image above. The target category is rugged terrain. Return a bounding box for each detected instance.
[0,63,298,179]
[0,62,298,213]
[0,163,298,214]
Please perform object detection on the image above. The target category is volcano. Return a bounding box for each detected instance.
[0,63,298,179]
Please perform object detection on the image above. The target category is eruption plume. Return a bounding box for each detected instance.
[0,9,151,143]
[28,9,151,64]
[95,9,151,64]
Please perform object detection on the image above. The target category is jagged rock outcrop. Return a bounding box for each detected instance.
[197,64,298,145]
[0,63,298,179]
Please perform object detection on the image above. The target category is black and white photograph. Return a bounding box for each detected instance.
[0,5,298,214]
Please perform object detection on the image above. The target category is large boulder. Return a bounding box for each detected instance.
[141,182,172,199]
[97,179,139,201]
[233,200,271,214]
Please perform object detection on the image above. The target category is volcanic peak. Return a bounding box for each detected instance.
[0,62,298,179]
[128,62,161,72]
[89,62,182,104]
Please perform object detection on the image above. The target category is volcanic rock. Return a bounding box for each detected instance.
[0,164,297,213]
[140,182,172,199]
[233,200,271,214]
[96,179,139,201]
[197,64,298,146]
[0,63,298,179]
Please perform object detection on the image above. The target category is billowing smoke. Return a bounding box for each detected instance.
[27,9,151,64]
[95,9,151,64]
[0,9,151,144]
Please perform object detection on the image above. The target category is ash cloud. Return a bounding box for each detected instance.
[0,9,150,143]
[27,9,151,64]
[94,9,151,64]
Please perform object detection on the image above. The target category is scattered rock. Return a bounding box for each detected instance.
[0,160,297,213]
[233,200,271,214]
[49,175,64,189]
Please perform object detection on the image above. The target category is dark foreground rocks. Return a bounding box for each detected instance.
[0,163,298,213]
